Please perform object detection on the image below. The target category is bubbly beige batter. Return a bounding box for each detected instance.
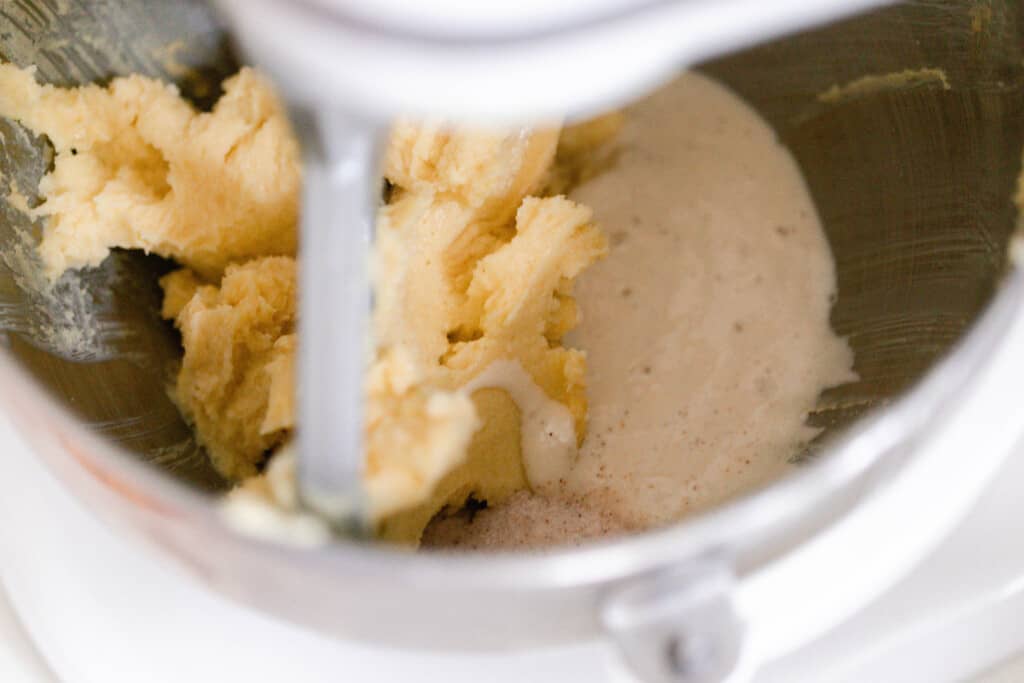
[566,73,854,526]
[424,73,854,548]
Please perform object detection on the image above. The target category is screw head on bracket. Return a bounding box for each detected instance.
[602,558,748,683]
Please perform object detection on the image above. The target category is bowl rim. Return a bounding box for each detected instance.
[2,265,1019,592]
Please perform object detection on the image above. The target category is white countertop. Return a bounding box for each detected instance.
[0,585,54,682]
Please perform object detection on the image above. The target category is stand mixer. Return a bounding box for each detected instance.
[215,0,896,532]
[2,2,1024,682]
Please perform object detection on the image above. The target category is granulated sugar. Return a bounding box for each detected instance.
[422,491,630,551]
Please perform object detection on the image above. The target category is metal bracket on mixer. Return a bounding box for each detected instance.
[602,557,747,683]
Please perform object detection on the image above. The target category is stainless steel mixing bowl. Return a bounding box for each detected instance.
[1,1,1023,681]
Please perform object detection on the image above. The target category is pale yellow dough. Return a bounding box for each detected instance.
[0,65,606,543]
[0,65,300,280]
[160,258,297,480]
